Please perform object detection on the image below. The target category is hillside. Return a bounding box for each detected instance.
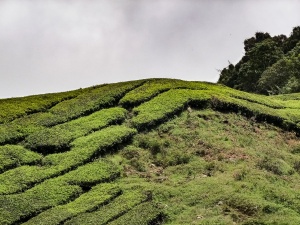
[1,78,300,224]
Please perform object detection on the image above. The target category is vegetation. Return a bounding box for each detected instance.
[0,88,85,124]
[24,107,127,152]
[0,125,135,194]
[23,183,121,225]
[0,145,41,173]
[65,189,148,225]
[2,78,300,224]
[218,26,300,95]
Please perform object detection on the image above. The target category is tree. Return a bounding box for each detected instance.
[219,38,284,93]
[218,26,300,95]
[258,42,300,94]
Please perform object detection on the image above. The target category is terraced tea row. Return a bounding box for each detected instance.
[107,201,163,225]
[48,80,145,125]
[0,145,41,173]
[25,107,127,152]
[0,88,85,124]
[23,183,122,225]
[65,189,148,225]
[130,88,300,133]
[0,180,120,225]
[0,156,122,224]
[0,125,136,194]
[119,78,215,107]
[0,158,159,225]
[0,80,144,145]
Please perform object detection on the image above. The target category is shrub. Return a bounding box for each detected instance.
[0,145,41,173]
[131,89,211,129]
[65,189,148,225]
[0,179,82,225]
[257,157,295,175]
[23,183,121,225]
[25,107,127,152]
[48,80,144,125]
[107,202,163,225]
[0,88,84,123]
[119,78,212,107]
[0,126,136,194]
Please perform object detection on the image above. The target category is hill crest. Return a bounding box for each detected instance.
[1,78,300,224]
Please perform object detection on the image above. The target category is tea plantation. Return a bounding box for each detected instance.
[2,78,300,224]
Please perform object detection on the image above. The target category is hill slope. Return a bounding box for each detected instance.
[1,79,300,224]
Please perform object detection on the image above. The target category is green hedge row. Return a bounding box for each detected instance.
[43,125,137,167]
[120,78,300,113]
[107,201,163,225]
[119,78,215,107]
[61,159,120,186]
[0,159,120,195]
[0,125,136,194]
[0,179,83,225]
[65,189,147,225]
[131,87,300,133]
[0,88,85,124]
[131,89,211,129]
[23,183,121,225]
[0,159,121,224]
[0,124,25,145]
[212,95,300,131]
[0,145,41,173]
[25,107,127,152]
[0,112,62,145]
[47,80,144,126]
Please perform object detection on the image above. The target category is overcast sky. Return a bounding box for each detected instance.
[0,0,299,98]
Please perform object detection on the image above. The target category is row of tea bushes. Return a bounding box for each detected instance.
[0,125,136,194]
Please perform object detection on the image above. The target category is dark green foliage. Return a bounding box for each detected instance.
[243,32,272,52]
[220,38,284,93]
[283,26,300,53]
[258,42,300,94]
[218,26,300,94]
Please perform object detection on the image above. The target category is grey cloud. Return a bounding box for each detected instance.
[0,0,299,98]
